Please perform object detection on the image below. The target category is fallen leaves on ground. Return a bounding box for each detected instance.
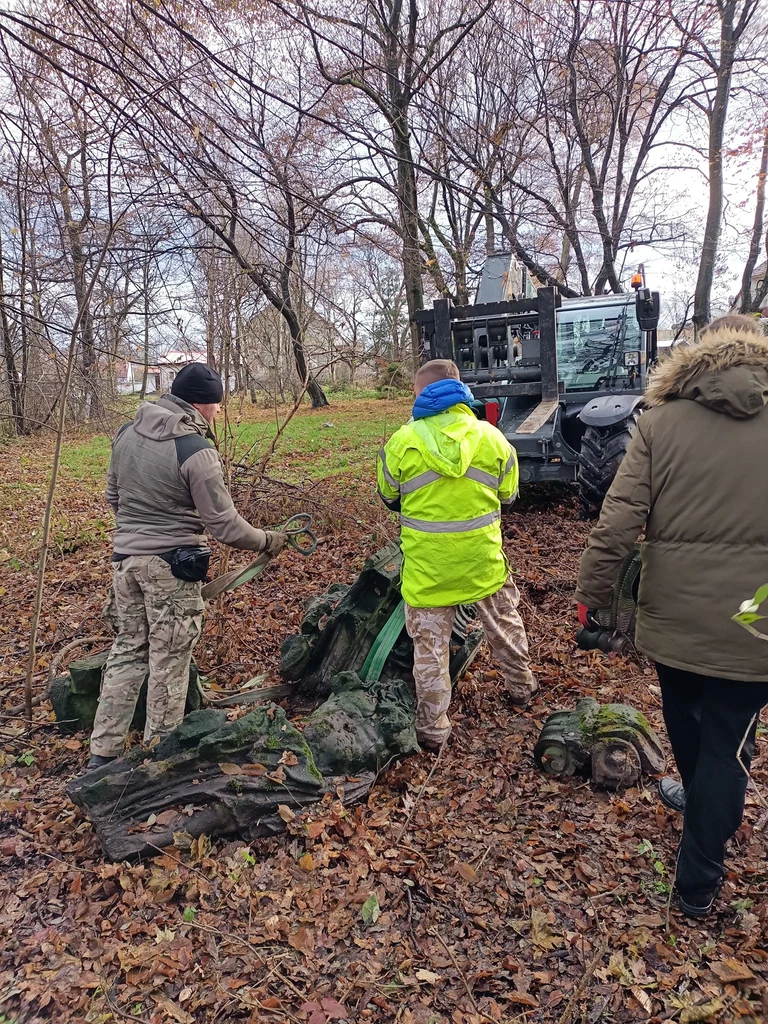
[0,458,766,1023]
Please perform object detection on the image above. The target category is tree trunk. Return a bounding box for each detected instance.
[206,249,217,371]
[484,184,495,255]
[280,305,328,408]
[693,4,739,330]
[69,235,99,418]
[140,262,150,400]
[0,232,25,434]
[232,283,245,393]
[394,129,424,370]
[740,123,768,313]
[275,191,329,409]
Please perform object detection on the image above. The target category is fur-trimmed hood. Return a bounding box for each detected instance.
[644,328,768,419]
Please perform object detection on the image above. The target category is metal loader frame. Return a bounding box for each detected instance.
[415,284,660,498]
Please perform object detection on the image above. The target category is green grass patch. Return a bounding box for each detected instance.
[0,397,413,520]
[228,399,411,482]
[59,434,112,486]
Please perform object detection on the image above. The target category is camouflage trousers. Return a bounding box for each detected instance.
[405,576,536,747]
[90,555,204,757]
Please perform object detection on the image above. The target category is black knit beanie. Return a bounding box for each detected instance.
[171,363,224,404]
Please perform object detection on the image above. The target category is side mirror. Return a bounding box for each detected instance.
[635,288,660,332]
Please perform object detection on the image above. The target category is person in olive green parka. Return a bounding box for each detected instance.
[577,315,768,920]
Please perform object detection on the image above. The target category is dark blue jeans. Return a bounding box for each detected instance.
[656,663,768,897]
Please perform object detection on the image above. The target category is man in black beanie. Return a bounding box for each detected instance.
[88,363,288,768]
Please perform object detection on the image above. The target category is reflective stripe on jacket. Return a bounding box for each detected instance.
[377,402,518,607]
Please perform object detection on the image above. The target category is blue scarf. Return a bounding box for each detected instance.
[412,379,474,420]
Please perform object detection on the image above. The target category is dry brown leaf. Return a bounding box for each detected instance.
[632,913,664,927]
[279,750,299,766]
[630,986,653,1014]
[153,996,193,1024]
[560,820,576,834]
[288,926,316,956]
[302,1006,325,1024]
[506,992,539,1008]
[278,804,295,823]
[609,951,634,986]
[172,830,194,850]
[710,959,755,983]
[306,821,326,838]
[414,969,440,984]
[218,762,242,776]
[267,765,287,784]
[320,997,348,1020]
[457,862,478,883]
[298,853,315,872]
[530,909,562,951]
[155,808,179,826]
[679,999,725,1023]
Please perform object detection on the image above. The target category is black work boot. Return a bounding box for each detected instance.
[676,886,719,919]
[86,754,117,770]
[658,777,686,813]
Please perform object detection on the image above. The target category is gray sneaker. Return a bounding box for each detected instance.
[658,777,686,813]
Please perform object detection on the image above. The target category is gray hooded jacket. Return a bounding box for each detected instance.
[106,394,267,556]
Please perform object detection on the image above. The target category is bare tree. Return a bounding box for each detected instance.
[284,0,493,363]
[469,1,706,295]
[678,0,766,328]
[738,121,768,313]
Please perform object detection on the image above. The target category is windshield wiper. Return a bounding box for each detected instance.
[605,313,629,387]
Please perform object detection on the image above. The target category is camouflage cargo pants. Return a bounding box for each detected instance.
[405,576,536,747]
[90,555,204,757]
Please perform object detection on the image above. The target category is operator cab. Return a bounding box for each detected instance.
[556,294,644,392]
[414,260,660,513]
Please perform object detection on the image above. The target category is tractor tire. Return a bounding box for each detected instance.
[577,417,637,519]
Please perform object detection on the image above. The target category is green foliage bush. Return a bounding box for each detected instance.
[374,361,413,397]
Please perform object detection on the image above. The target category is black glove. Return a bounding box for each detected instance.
[577,603,603,630]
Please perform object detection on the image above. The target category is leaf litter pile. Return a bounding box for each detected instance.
[1,450,768,1023]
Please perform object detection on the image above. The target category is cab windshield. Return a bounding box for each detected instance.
[556,302,641,390]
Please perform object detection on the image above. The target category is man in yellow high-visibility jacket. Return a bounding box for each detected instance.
[377,359,537,749]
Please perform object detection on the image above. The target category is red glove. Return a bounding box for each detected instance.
[578,603,601,630]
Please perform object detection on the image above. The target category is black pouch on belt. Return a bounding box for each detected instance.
[160,547,211,582]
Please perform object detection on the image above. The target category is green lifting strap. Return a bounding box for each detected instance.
[360,599,406,682]
[201,514,318,601]
[201,553,271,600]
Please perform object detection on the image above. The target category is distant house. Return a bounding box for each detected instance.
[658,326,694,347]
[730,260,768,314]
[116,361,147,394]
[116,350,208,395]
[156,350,208,392]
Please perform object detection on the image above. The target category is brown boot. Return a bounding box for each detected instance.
[417,732,450,754]
[507,677,539,710]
